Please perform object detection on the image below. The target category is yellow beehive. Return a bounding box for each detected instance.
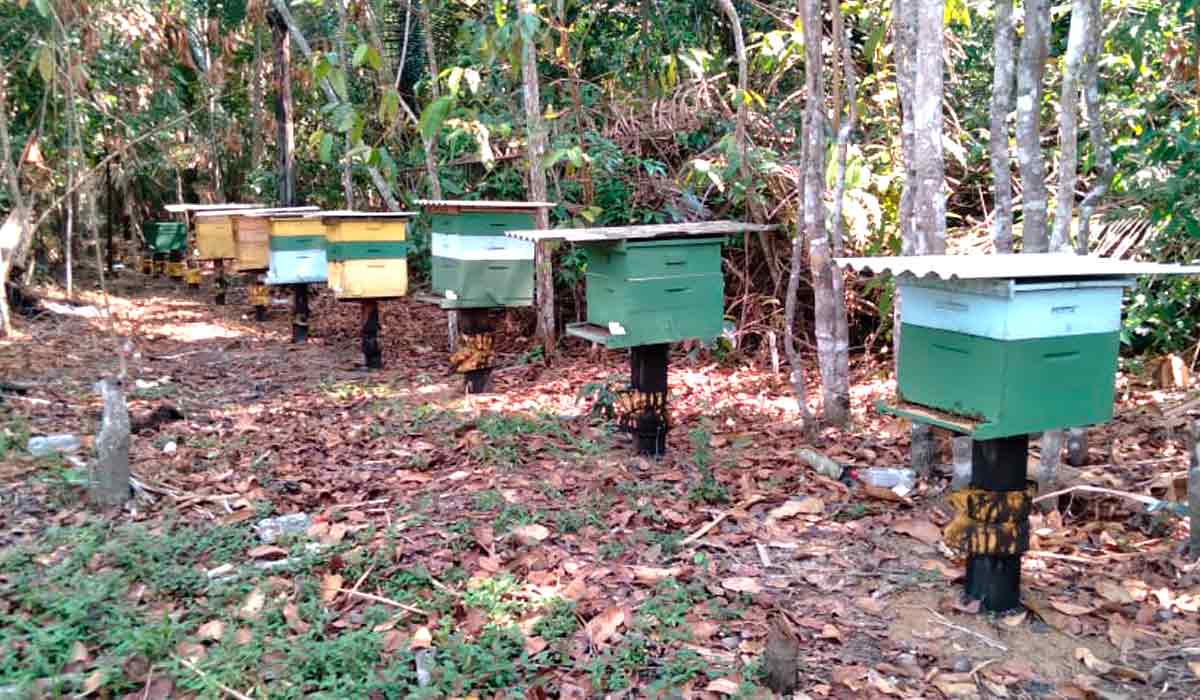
[195,215,236,260]
[323,212,415,299]
[271,217,327,238]
[231,207,320,273]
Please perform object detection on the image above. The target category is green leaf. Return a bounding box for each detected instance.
[313,55,332,82]
[352,43,370,68]
[378,89,401,125]
[32,0,50,18]
[319,133,334,163]
[329,69,349,101]
[336,105,358,133]
[308,128,325,150]
[28,45,53,82]
[418,95,456,142]
[447,66,465,96]
[367,46,381,71]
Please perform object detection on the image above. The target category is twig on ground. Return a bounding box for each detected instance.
[682,496,763,545]
[175,656,255,700]
[924,608,1008,651]
[339,588,429,616]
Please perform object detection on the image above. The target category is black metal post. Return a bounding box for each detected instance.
[964,435,1030,613]
[362,300,382,370]
[629,343,670,457]
[292,283,309,343]
[459,308,495,394]
[214,260,227,305]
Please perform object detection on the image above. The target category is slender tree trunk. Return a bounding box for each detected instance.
[250,25,265,174]
[911,0,946,255]
[1077,0,1111,255]
[892,0,917,249]
[1190,419,1200,557]
[783,161,814,428]
[1050,0,1093,253]
[829,0,855,419]
[802,0,848,426]
[0,73,33,338]
[418,0,444,200]
[270,10,295,207]
[989,0,1016,254]
[520,0,554,353]
[333,0,355,207]
[1016,0,1051,254]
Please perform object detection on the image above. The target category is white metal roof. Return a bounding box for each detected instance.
[835,254,1200,280]
[416,199,556,210]
[506,221,777,243]
[194,206,319,219]
[317,210,417,220]
[164,203,261,213]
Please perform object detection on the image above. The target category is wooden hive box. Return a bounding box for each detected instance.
[506,221,775,349]
[266,215,328,285]
[194,213,237,260]
[418,200,553,308]
[323,211,416,300]
[836,255,1200,439]
[231,207,319,273]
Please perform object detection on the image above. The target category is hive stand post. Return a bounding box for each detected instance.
[963,435,1030,613]
[361,300,383,370]
[214,260,227,305]
[453,308,496,394]
[627,343,670,457]
[291,283,309,343]
[248,275,268,322]
[185,263,201,291]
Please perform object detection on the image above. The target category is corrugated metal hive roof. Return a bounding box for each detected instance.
[316,210,417,220]
[165,203,262,213]
[835,254,1200,280]
[506,221,777,243]
[416,200,556,211]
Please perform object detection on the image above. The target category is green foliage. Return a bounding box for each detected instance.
[687,426,728,505]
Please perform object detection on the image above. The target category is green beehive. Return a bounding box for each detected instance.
[506,221,775,349]
[418,200,554,309]
[149,222,187,253]
[835,255,1200,439]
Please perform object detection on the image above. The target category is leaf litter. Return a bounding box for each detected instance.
[0,276,1198,697]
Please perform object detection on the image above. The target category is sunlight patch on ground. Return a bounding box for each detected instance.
[143,320,245,341]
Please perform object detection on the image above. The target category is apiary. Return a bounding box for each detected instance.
[171,204,262,261]
[835,253,1200,613]
[266,214,328,285]
[322,211,415,300]
[508,221,776,454]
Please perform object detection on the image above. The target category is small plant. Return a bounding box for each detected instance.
[1,416,32,458]
[516,345,546,365]
[687,426,728,504]
[577,381,619,420]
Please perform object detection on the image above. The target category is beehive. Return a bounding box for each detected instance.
[507,221,774,349]
[417,200,553,308]
[836,255,1200,439]
[266,215,328,285]
[230,207,319,273]
[194,213,237,260]
[148,222,186,254]
[323,211,416,300]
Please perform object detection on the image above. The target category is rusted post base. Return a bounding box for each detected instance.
[455,309,495,394]
[626,343,670,457]
[215,260,227,305]
[963,435,1029,613]
[292,283,309,343]
[362,300,382,370]
[248,277,268,322]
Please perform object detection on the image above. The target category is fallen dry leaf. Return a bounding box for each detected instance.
[248,544,288,560]
[1095,579,1134,605]
[283,603,310,634]
[410,625,433,650]
[80,669,104,696]
[585,605,626,646]
[238,588,265,620]
[1189,661,1200,679]
[768,496,824,520]
[892,518,941,546]
[196,619,225,641]
[175,641,207,663]
[931,672,978,698]
[320,574,344,604]
[628,564,682,584]
[705,677,741,694]
[1051,600,1096,616]
[1073,647,1147,683]
[721,576,763,594]
[512,523,551,545]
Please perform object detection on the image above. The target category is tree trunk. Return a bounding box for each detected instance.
[989,0,1016,254]
[911,0,946,255]
[333,0,355,207]
[1016,0,1051,254]
[828,0,855,420]
[783,172,814,428]
[1077,0,1111,255]
[270,10,295,207]
[892,0,917,249]
[418,0,444,200]
[1050,0,1093,253]
[250,25,265,174]
[0,73,33,338]
[1190,420,1200,557]
[519,0,554,353]
[93,377,131,509]
[802,0,848,426]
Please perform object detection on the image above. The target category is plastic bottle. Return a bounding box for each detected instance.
[27,434,82,457]
[858,467,916,495]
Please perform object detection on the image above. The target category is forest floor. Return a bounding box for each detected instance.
[1,271,1199,699]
